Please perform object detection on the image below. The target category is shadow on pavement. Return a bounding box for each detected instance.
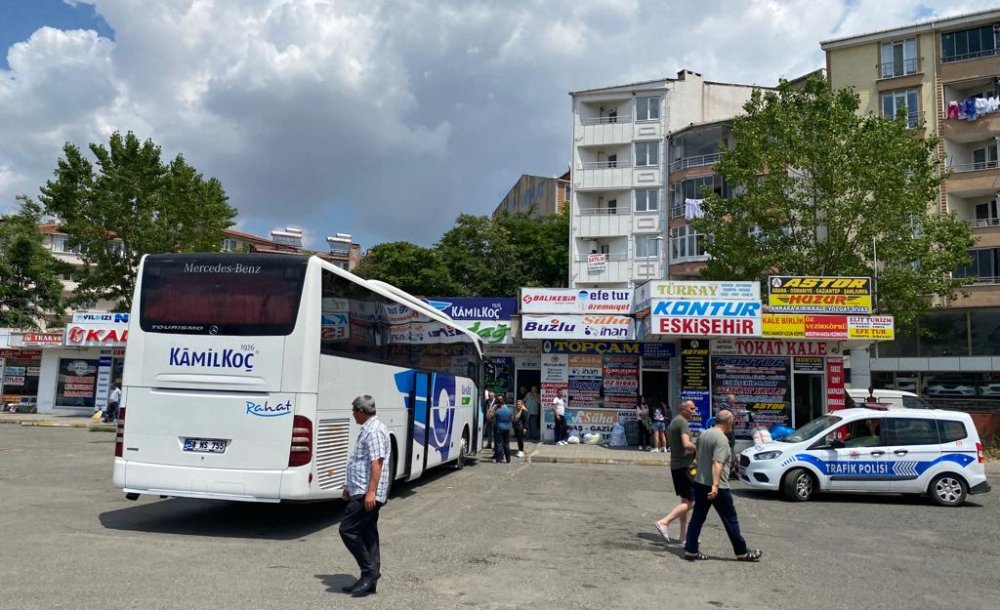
[731,486,986,508]
[316,573,362,594]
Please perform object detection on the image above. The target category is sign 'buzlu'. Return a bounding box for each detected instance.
[650,300,762,337]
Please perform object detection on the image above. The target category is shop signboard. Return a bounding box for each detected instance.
[457,320,512,344]
[826,358,846,412]
[520,288,633,314]
[680,339,711,429]
[521,314,634,340]
[650,299,762,337]
[541,353,569,384]
[648,280,760,301]
[793,357,825,373]
[542,408,634,442]
[16,332,64,346]
[568,354,602,409]
[711,338,839,357]
[3,375,25,386]
[0,349,42,359]
[767,276,872,314]
[64,323,129,347]
[425,298,517,321]
[587,253,607,273]
[72,312,131,324]
[484,343,537,358]
[712,356,791,439]
[761,314,894,341]
[57,358,98,408]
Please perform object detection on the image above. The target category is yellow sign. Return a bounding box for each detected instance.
[768,276,873,314]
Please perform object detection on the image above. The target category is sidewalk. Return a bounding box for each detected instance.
[0,411,114,430]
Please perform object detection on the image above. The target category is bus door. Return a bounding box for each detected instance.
[405,371,432,481]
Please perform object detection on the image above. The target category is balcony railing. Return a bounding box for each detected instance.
[942,48,1000,64]
[581,114,634,126]
[668,153,721,172]
[950,161,999,173]
[970,217,1000,228]
[577,206,632,216]
[879,58,919,79]
[970,275,1000,285]
[574,253,629,263]
[580,160,632,170]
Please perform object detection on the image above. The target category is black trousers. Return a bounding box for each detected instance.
[339,496,383,578]
[554,415,567,443]
[684,482,749,556]
[494,428,511,462]
[513,422,525,453]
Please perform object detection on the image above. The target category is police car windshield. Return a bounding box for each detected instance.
[779,415,842,443]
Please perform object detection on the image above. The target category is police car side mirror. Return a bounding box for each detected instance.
[829,439,845,449]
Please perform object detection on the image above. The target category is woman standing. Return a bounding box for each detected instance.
[512,399,529,458]
[635,396,651,451]
[650,398,668,452]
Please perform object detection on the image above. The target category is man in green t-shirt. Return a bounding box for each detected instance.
[683,409,763,562]
[653,400,697,543]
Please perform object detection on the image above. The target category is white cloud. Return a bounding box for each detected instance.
[1,0,998,248]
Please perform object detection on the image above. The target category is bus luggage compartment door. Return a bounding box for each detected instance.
[404,372,431,482]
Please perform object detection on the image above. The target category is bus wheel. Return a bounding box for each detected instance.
[385,448,397,499]
[454,434,468,470]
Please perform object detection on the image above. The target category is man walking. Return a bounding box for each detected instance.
[103,380,122,423]
[551,393,567,445]
[339,395,392,596]
[654,400,698,543]
[493,396,513,463]
[683,409,762,562]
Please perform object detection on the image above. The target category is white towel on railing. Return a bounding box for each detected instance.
[684,198,704,220]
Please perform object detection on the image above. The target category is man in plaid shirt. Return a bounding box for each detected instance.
[339,395,391,597]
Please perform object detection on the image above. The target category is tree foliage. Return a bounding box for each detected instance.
[29,131,237,311]
[357,207,569,297]
[694,75,974,329]
[354,241,460,296]
[0,203,67,329]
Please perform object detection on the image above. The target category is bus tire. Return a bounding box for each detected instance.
[454,431,469,470]
[385,446,397,499]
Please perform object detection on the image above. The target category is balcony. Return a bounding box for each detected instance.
[940,113,1000,143]
[668,152,721,172]
[575,207,633,238]
[571,254,634,286]
[574,160,633,191]
[946,162,1000,197]
[878,58,920,80]
[577,114,635,146]
[939,50,1000,82]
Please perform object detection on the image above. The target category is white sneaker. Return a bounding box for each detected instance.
[557,441,567,446]
[516,451,524,457]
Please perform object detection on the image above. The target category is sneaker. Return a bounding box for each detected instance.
[557,441,567,446]
[516,451,524,458]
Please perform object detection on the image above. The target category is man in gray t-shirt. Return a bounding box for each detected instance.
[653,400,698,544]
[683,409,762,563]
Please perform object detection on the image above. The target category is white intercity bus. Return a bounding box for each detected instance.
[113,253,484,503]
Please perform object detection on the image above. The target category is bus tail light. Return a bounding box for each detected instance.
[114,408,126,457]
[976,442,984,464]
[288,415,313,467]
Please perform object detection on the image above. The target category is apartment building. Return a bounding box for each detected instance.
[491,171,570,218]
[822,9,1000,405]
[568,69,760,288]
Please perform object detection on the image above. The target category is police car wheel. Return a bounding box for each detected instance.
[928,473,967,507]
[782,469,815,502]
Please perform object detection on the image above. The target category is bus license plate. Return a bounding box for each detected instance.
[183,438,228,453]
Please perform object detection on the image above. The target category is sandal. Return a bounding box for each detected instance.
[653,522,670,542]
[683,552,709,561]
[736,549,763,562]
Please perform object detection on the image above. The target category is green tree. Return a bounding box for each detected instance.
[28,131,237,311]
[694,75,974,330]
[0,203,67,329]
[496,206,569,289]
[355,241,460,296]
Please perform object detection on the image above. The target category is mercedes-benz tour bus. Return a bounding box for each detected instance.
[113,253,483,503]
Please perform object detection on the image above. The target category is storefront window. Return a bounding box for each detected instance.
[1,350,42,404]
[874,326,918,357]
[56,358,99,408]
[970,309,1000,356]
[919,311,968,357]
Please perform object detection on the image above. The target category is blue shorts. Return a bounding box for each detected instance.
[651,421,666,432]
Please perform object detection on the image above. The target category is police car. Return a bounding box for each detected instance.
[738,407,990,506]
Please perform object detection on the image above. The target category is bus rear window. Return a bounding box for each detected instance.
[139,255,307,336]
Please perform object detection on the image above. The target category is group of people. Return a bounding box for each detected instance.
[484,390,530,463]
[651,397,763,563]
[635,396,670,452]
[335,390,763,599]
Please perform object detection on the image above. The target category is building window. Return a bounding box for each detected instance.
[975,200,1000,227]
[635,188,659,213]
[880,38,918,78]
[881,89,919,128]
[634,141,659,167]
[670,225,706,260]
[221,238,238,252]
[972,144,998,170]
[672,175,729,207]
[942,25,999,63]
[636,96,661,121]
[955,248,1000,283]
[634,234,660,259]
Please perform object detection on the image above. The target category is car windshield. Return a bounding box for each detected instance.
[777,415,842,443]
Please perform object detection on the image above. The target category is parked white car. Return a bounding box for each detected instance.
[739,407,990,506]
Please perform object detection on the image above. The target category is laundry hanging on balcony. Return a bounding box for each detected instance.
[684,198,705,220]
[949,96,1000,121]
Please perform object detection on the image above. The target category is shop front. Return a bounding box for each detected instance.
[36,314,128,415]
[1,330,63,411]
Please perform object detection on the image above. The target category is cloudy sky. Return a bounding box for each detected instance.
[1,0,996,249]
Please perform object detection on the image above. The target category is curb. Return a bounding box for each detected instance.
[2,419,115,431]
[526,455,667,466]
